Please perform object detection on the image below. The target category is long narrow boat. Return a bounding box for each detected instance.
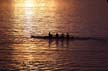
[31,35,96,40]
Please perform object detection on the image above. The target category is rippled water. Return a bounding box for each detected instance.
[0,0,108,71]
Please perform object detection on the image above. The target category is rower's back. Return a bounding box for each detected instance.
[49,32,53,39]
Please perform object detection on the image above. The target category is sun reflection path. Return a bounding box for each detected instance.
[14,0,57,8]
[13,0,58,37]
[13,0,36,37]
[25,0,35,8]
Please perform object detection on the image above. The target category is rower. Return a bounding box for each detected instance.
[66,32,69,40]
[48,32,53,39]
[66,33,69,38]
[61,33,65,39]
[55,33,59,39]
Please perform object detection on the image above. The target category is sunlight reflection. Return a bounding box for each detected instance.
[11,43,57,64]
[35,0,57,10]
[10,0,61,69]
[13,0,36,37]
[25,0,35,8]
[34,0,58,35]
[11,43,35,62]
[13,0,58,36]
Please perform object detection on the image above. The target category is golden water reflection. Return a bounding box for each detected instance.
[12,0,78,36]
[12,0,59,56]
[11,0,74,66]
[12,0,59,36]
[1,0,108,70]
[11,0,59,68]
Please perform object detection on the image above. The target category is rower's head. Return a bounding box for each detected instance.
[49,32,51,34]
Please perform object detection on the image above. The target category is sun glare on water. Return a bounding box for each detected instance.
[13,0,35,8]
[14,0,57,9]
[13,0,57,36]
[25,0,35,8]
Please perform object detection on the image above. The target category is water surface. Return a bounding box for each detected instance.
[0,0,108,71]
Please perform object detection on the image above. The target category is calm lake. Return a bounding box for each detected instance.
[0,0,108,71]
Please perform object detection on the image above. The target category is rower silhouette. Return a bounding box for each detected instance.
[48,32,53,47]
[60,33,65,47]
[66,33,69,40]
[61,33,65,39]
[48,32,53,39]
[55,33,59,39]
[66,33,70,48]
[55,33,59,47]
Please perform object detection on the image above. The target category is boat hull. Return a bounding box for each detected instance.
[31,35,96,40]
